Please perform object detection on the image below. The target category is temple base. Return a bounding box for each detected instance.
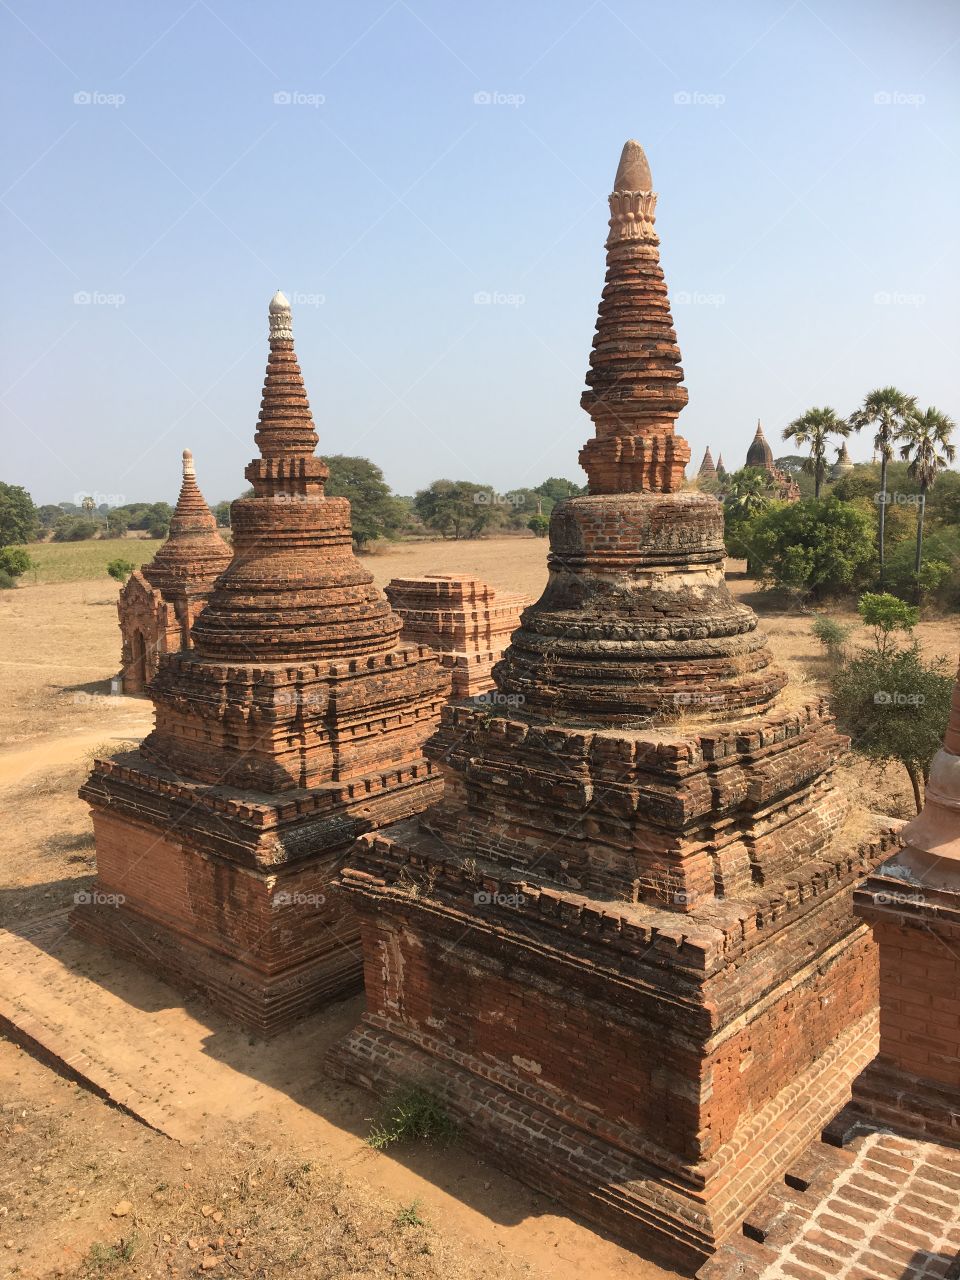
[329,1007,879,1272]
[75,755,442,1036]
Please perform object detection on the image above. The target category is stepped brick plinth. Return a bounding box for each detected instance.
[117,451,231,693]
[331,142,889,1270]
[75,292,450,1035]
[384,575,524,699]
[848,660,960,1146]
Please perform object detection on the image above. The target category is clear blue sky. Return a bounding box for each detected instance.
[3,0,958,506]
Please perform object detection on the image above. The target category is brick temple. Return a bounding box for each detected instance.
[702,664,960,1278]
[117,450,231,694]
[76,291,450,1035]
[384,574,524,699]
[332,141,891,1269]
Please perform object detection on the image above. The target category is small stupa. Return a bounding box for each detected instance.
[116,449,231,693]
[77,291,450,1034]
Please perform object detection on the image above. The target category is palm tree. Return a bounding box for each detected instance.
[723,468,775,574]
[849,387,917,587]
[782,407,853,498]
[898,407,956,597]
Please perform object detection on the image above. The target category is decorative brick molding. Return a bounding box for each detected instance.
[385,575,524,699]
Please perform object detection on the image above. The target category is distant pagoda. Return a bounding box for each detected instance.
[697,446,717,482]
[332,142,887,1267]
[117,450,230,693]
[746,420,800,500]
[77,292,450,1034]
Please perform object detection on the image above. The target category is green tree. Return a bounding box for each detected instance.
[52,516,98,542]
[898,406,956,598]
[782,407,854,498]
[0,547,32,578]
[856,592,919,658]
[0,483,38,547]
[831,643,953,812]
[747,497,875,601]
[527,513,550,537]
[848,387,917,587]
[105,509,129,537]
[534,477,584,505]
[107,557,135,582]
[323,455,406,549]
[413,480,503,539]
[36,504,64,532]
[212,501,232,527]
[722,468,777,573]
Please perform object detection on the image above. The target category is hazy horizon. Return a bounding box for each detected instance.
[3,0,959,507]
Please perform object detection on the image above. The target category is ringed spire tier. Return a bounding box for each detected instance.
[190,292,399,663]
[579,139,691,495]
[492,143,785,726]
[140,449,232,594]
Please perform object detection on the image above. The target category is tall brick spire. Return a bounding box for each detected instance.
[140,448,231,593]
[579,140,691,494]
[190,293,399,662]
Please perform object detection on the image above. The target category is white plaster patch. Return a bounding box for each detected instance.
[512,1055,542,1076]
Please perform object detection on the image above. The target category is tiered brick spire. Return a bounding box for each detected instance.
[492,146,785,727]
[190,291,399,663]
[579,140,691,494]
[140,449,231,594]
[116,449,230,693]
[334,140,884,1270]
[78,294,450,1034]
[698,446,717,481]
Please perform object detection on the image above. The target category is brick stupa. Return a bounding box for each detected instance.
[117,450,231,693]
[849,661,960,1144]
[384,575,524,699]
[76,291,450,1035]
[332,142,889,1268]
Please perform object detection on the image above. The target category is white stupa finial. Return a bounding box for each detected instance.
[182,448,195,480]
[269,290,293,342]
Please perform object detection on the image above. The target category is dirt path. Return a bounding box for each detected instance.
[0,723,151,792]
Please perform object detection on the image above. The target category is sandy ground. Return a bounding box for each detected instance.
[0,536,957,1278]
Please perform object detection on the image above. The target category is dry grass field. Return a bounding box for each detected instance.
[0,534,956,1279]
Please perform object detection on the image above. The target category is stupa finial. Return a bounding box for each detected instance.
[613,139,653,192]
[269,289,293,343]
[182,448,195,480]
